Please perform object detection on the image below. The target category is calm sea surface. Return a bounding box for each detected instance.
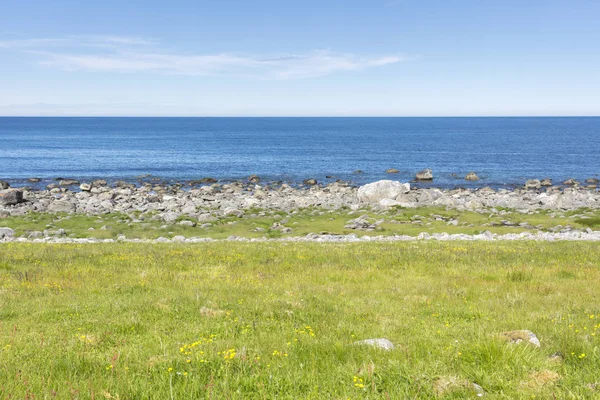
[1,117,599,188]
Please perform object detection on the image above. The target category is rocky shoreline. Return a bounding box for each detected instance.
[2,177,600,242]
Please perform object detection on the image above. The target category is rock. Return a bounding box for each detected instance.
[415,169,433,180]
[0,227,15,239]
[0,189,23,205]
[385,168,400,174]
[223,207,244,218]
[354,170,363,174]
[563,178,580,186]
[344,215,381,230]
[465,172,479,181]
[47,201,76,213]
[59,179,79,187]
[199,177,217,184]
[433,376,484,397]
[500,330,540,347]
[303,178,317,186]
[357,180,410,204]
[540,178,553,186]
[92,179,107,187]
[79,183,92,191]
[525,179,541,189]
[0,181,9,190]
[353,338,395,351]
[28,178,41,183]
[586,178,600,185]
[161,212,180,223]
[179,220,196,227]
[248,174,260,183]
[197,213,217,222]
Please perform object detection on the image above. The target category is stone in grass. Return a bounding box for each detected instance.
[520,369,560,390]
[353,338,395,351]
[0,227,15,239]
[433,376,485,397]
[500,330,541,347]
[179,220,196,227]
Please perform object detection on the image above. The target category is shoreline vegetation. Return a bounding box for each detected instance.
[1,177,600,242]
[1,242,599,398]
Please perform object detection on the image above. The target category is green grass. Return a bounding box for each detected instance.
[1,242,600,398]
[3,206,600,240]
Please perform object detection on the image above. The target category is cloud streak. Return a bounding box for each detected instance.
[1,35,405,79]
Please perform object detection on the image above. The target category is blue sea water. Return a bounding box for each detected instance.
[0,117,599,188]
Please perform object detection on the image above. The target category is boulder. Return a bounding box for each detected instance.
[353,338,395,351]
[303,178,318,186]
[92,179,108,187]
[80,183,92,191]
[525,179,541,189]
[385,168,400,174]
[0,189,23,206]
[357,180,410,204]
[59,179,79,187]
[248,174,260,183]
[47,201,76,213]
[223,207,244,218]
[563,178,580,186]
[0,227,15,239]
[500,330,540,347]
[465,172,479,181]
[0,181,9,190]
[415,169,433,180]
[27,178,41,183]
[586,178,600,185]
[161,211,180,223]
[540,178,553,186]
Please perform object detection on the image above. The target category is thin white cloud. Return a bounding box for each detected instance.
[1,35,405,79]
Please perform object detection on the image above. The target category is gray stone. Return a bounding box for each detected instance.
[223,207,244,218]
[161,211,180,223]
[47,201,76,213]
[357,180,410,204]
[353,338,395,351]
[0,181,9,190]
[525,179,541,189]
[465,172,479,181]
[0,189,23,205]
[179,220,196,227]
[59,179,79,187]
[0,227,15,239]
[248,174,260,183]
[416,169,433,180]
[385,168,400,173]
[501,330,540,347]
[303,178,318,186]
[80,183,92,191]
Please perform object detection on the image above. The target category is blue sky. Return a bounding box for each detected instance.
[0,0,599,116]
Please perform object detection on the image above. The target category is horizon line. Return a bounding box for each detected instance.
[1,115,599,118]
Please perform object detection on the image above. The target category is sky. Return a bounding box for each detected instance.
[0,0,599,116]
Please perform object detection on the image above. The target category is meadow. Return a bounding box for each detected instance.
[0,242,599,398]
[3,206,600,240]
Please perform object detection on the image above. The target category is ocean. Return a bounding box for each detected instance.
[1,117,598,188]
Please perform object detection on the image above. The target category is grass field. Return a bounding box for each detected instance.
[1,242,599,398]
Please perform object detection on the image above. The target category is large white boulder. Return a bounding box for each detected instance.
[357,180,410,204]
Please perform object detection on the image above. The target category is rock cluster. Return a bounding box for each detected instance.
[1,179,599,222]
